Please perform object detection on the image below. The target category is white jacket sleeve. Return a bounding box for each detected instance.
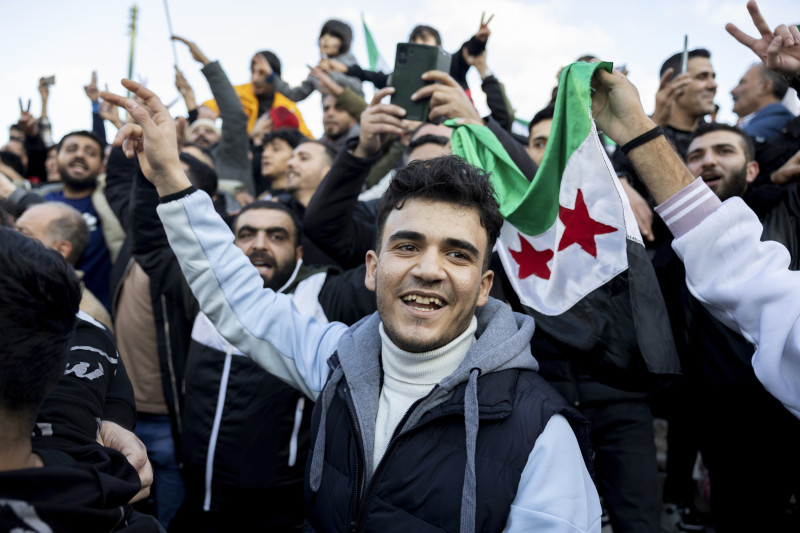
[503,414,602,533]
[157,189,348,400]
[656,178,800,419]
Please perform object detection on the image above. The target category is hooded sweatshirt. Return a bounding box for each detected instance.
[157,188,601,532]
[0,445,161,533]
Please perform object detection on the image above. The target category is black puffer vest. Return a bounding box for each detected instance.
[304,360,593,533]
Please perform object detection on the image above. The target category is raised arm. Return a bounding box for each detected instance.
[591,65,800,419]
[100,80,345,399]
[304,87,402,268]
[174,35,254,193]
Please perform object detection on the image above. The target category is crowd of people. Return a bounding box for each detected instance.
[1,1,800,532]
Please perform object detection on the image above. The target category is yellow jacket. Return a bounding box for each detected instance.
[202,82,312,138]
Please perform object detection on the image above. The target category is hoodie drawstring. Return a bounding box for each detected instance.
[310,365,344,492]
[459,368,480,533]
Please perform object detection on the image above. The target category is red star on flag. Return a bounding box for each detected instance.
[509,233,555,280]
[558,189,617,257]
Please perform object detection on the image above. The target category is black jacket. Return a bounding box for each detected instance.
[106,147,199,447]
[178,261,375,529]
[34,313,136,449]
[1,445,163,533]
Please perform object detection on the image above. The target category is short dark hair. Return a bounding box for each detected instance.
[320,19,353,54]
[690,122,755,162]
[299,139,337,165]
[529,105,555,135]
[233,200,303,247]
[254,50,282,77]
[0,228,81,424]
[263,129,307,150]
[409,25,442,46]
[57,130,104,155]
[757,63,789,100]
[377,155,502,270]
[180,151,218,196]
[660,48,711,81]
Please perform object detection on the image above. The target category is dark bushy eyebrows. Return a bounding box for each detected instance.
[386,230,425,244]
[385,230,480,258]
[236,224,290,237]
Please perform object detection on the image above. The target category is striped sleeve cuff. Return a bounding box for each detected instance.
[654,177,721,239]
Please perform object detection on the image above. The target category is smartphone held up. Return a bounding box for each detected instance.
[389,43,451,122]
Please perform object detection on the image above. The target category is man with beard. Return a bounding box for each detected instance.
[44,131,113,310]
[685,123,759,201]
[173,200,375,531]
[320,94,358,152]
[655,121,800,531]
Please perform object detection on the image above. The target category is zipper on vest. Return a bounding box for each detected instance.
[352,387,437,532]
[350,385,512,531]
[343,386,365,533]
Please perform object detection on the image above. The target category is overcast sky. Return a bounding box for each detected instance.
[1,0,795,145]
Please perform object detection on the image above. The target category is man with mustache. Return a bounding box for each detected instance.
[174,200,376,531]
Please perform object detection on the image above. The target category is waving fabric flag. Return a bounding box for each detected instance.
[361,14,390,73]
[449,61,680,386]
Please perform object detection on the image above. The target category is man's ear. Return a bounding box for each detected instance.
[476,269,494,307]
[295,244,304,260]
[53,240,73,262]
[760,78,773,98]
[364,250,378,292]
[746,160,760,184]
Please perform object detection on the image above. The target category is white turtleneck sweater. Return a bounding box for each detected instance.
[373,316,478,469]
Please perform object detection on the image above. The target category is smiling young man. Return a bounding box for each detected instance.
[103,79,601,532]
[42,131,114,310]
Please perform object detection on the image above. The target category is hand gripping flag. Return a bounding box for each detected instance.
[450,61,680,388]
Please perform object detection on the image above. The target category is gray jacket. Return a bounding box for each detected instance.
[202,60,254,194]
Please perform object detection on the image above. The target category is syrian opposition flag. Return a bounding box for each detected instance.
[450,61,680,386]
[361,14,390,73]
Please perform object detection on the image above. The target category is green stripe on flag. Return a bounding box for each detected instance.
[362,14,381,71]
[451,61,613,236]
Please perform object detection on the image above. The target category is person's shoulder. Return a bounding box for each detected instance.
[759,101,794,116]
[43,189,65,201]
